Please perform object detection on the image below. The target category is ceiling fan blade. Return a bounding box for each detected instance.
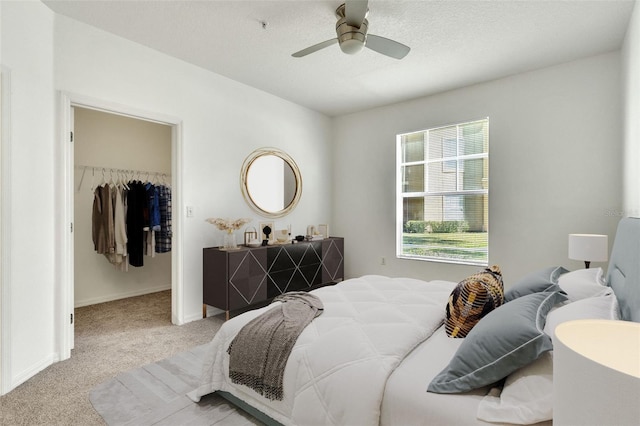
[345,0,368,27]
[366,34,410,59]
[292,38,338,58]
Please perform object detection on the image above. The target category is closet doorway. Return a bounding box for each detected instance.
[0,68,9,395]
[58,93,184,360]
[73,107,172,317]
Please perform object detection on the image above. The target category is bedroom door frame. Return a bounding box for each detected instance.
[56,92,185,361]
[0,67,12,395]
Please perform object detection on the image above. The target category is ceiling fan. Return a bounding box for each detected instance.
[292,0,410,60]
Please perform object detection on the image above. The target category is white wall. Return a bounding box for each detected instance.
[73,107,172,307]
[0,0,56,391]
[332,52,623,287]
[623,1,640,217]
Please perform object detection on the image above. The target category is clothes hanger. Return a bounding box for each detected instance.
[117,169,130,190]
[76,165,87,192]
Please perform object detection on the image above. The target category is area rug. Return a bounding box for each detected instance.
[89,344,262,425]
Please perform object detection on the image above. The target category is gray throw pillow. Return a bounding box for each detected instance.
[504,266,568,302]
[427,290,567,394]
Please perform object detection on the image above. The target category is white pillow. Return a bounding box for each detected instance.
[476,352,553,424]
[477,290,621,425]
[544,290,620,340]
[557,268,608,301]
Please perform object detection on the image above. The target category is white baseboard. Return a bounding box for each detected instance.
[181,306,223,324]
[74,285,171,308]
[11,352,57,391]
[182,312,203,324]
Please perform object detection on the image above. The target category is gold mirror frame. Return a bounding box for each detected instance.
[240,147,302,218]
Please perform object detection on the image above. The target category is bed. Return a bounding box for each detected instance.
[189,217,640,425]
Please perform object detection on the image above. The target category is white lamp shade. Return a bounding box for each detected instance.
[554,320,640,426]
[568,234,608,262]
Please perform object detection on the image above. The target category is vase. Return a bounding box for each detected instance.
[223,230,237,250]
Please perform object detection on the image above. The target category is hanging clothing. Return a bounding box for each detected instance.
[113,186,127,258]
[112,185,129,271]
[144,228,156,257]
[92,185,106,254]
[96,184,130,269]
[90,173,172,269]
[127,181,147,267]
[156,184,172,253]
[92,184,115,256]
[145,183,161,232]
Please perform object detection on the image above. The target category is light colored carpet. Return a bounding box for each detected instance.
[0,290,256,425]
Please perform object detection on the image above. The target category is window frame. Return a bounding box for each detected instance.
[396,118,489,266]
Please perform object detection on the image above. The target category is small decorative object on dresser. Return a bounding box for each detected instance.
[259,221,274,245]
[306,224,327,240]
[318,224,329,239]
[206,217,251,251]
[243,226,258,246]
[306,225,315,235]
[275,229,289,243]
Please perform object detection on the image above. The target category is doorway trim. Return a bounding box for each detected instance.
[57,92,184,361]
[1,68,13,395]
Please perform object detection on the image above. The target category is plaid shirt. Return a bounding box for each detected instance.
[155,185,172,253]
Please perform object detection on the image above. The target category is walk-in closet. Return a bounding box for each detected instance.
[73,107,173,314]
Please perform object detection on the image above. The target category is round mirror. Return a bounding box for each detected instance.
[240,147,302,218]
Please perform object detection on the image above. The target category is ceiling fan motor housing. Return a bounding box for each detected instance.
[336,17,368,54]
[335,3,368,55]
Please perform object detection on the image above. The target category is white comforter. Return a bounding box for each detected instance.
[189,275,455,426]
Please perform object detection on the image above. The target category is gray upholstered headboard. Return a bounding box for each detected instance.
[605,217,640,322]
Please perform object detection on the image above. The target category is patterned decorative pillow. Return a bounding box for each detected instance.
[445,265,504,338]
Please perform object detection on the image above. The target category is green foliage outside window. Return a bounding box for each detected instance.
[403,220,469,234]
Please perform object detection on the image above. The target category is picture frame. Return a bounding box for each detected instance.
[258,221,275,241]
[318,224,329,239]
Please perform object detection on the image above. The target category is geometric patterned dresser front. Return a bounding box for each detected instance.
[203,237,344,318]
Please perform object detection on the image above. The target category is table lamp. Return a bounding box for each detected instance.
[554,320,640,426]
[568,234,608,268]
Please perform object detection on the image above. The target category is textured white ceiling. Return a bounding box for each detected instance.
[44,0,635,117]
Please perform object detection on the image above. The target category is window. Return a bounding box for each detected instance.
[397,118,489,265]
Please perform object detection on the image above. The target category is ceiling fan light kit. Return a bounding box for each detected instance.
[336,16,368,55]
[292,0,410,60]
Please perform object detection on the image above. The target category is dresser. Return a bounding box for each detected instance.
[203,237,344,319]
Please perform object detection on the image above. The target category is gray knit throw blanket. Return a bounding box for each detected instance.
[227,292,324,400]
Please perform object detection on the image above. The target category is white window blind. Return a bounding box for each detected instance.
[397,118,489,265]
